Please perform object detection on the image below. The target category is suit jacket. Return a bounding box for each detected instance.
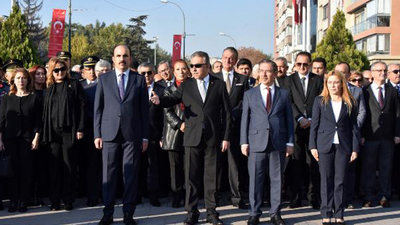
[159,75,232,147]
[347,83,366,128]
[275,76,286,88]
[240,85,294,152]
[81,80,97,121]
[309,96,360,155]
[285,72,324,129]
[94,70,149,142]
[361,83,400,140]
[149,81,165,141]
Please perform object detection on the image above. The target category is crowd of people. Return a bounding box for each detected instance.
[0,44,399,225]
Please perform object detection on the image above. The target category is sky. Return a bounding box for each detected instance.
[1,0,275,59]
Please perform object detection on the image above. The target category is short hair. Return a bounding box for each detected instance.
[236,58,252,69]
[388,62,400,70]
[191,51,211,66]
[223,47,238,60]
[213,60,222,68]
[258,59,278,73]
[138,62,156,72]
[312,57,327,68]
[131,60,139,70]
[173,59,189,70]
[157,60,171,70]
[95,59,111,71]
[370,61,387,70]
[337,62,351,72]
[295,51,312,62]
[275,57,288,67]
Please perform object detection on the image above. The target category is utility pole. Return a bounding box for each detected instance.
[68,0,72,53]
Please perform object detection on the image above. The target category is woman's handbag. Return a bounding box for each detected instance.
[0,151,13,177]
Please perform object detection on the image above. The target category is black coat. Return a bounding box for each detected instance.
[161,83,184,151]
[149,81,165,141]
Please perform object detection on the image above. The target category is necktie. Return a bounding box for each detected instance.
[198,79,207,102]
[225,72,231,94]
[301,76,307,96]
[118,73,125,100]
[266,87,272,113]
[378,87,384,109]
[396,85,400,97]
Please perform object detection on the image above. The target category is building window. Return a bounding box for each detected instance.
[364,34,390,55]
[322,4,329,20]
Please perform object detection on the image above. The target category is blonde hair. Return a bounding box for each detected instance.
[9,68,34,95]
[320,70,355,114]
[46,57,70,87]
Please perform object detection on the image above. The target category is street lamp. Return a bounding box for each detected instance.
[219,32,237,48]
[153,36,159,65]
[68,0,72,53]
[161,0,186,60]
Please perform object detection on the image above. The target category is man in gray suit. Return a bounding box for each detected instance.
[94,45,149,225]
[240,59,294,225]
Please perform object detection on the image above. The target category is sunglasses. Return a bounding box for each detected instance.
[189,63,206,68]
[390,70,400,74]
[296,63,309,68]
[53,67,66,73]
[140,71,153,76]
[350,78,363,82]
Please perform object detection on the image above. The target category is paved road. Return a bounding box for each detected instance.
[1,197,400,225]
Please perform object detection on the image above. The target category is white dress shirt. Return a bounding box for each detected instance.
[86,79,97,85]
[260,83,275,108]
[115,68,130,90]
[147,81,154,101]
[331,100,342,144]
[222,69,234,86]
[298,73,309,94]
[370,82,385,102]
[196,74,210,101]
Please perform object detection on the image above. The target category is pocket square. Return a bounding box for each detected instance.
[235,83,243,86]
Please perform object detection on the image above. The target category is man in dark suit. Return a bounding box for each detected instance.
[157,61,174,87]
[274,57,288,88]
[361,61,400,208]
[284,51,324,209]
[151,51,232,225]
[241,59,294,225]
[214,47,249,209]
[137,62,165,206]
[94,45,149,225]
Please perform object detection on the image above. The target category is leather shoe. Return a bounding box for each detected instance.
[206,214,223,225]
[64,202,73,210]
[288,199,301,208]
[8,201,17,213]
[18,202,27,213]
[309,201,320,210]
[98,214,113,225]
[346,203,355,209]
[379,199,391,208]
[123,213,136,225]
[150,198,161,207]
[362,201,373,208]
[183,214,199,225]
[233,201,248,209]
[50,204,60,211]
[247,216,260,225]
[271,214,286,225]
[0,201,4,211]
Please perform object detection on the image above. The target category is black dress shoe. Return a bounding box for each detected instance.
[362,201,373,208]
[346,203,355,209]
[150,198,161,207]
[87,200,97,207]
[18,202,27,213]
[309,201,320,210]
[123,213,136,225]
[288,199,302,208]
[50,204,61,211]
[8,202,17,213]
[0,201,4,211]
[271,214,286,225]
[233,201,248,209]
[64,202,73,210]
[99,214,113,225]
[183,214,199,225]
[206,214,223,225]
[247,216,260,225]
[172,201,182,208]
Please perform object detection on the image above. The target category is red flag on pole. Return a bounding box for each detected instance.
[172,35,182,65]
[48,9,66,58]
[293,0,303,24]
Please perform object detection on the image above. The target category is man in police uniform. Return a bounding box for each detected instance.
[57,51,83,81]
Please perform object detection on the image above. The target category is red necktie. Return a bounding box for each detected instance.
[266,87,272,113]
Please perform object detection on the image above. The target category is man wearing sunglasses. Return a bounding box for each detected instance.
[151,51,232,225]
[284,51,324,209]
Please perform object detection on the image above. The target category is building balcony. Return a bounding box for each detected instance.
[276,0,293,18]
[350,14,390,36]
[346,0,370,14]
[277,17,293,34]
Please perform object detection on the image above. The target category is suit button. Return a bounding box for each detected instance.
[118,114,121,117]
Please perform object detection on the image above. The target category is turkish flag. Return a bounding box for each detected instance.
[48,9,66,58]
[172,35,182,65]
[293,0,303,24]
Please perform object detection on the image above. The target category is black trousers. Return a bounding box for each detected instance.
[185,140,219,216]
[31,144,49,200]
[49,129,77,205]
[168,149,185,202]
[84,131,102,203]
[139,141,159,199]
[5,137,33,203]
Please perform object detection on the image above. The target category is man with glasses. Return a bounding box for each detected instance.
[284,51,324,209]
[361,61,400,208]
[95,59,112,77]
[137,62,165,207]
[157,61,174,87]
[151,51,232,225]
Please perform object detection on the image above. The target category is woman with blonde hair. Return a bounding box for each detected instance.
[348,71,364,88]
[309,70,360,224]
[42,58,85,211]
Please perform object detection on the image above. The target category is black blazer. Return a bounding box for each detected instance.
[149,81,165,141]
[361,84,400,140]
[0,93,42,140]
[159,75,233,147]
[309,96,360,154]
[285,72,324,127]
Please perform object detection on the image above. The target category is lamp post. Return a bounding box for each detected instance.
[68,0,72,53]
[219,32,237,48]
[161,0,186,60]
[153,36,159,65]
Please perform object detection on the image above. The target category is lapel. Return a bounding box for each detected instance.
[256,85,269,115]
[293,73,306,101]
[204,76,216,105]
[305,73,316,101]
[123,70,136,103]
[269,86,281,115]
[230,73,239,96]
[109,70,120,100]
[383,83,391,110]
[367,85,381,109]
[336,101,347,124]
[326,100,346,125]
[193,78,205,105]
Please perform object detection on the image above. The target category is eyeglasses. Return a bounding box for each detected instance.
[189,63,206,68]
[53,67,66,73]
[140,71,153,76]
[350,78,363,82]
[296,63,309,68]
[389,70,400,74]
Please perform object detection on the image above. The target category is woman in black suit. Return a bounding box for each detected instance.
[161,60,190,208]
[309,71,360,224]
[42,58,85,211]
[0,68,42,213]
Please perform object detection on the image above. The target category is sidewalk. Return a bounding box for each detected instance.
[1,198,400,224]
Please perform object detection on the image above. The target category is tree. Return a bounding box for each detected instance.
[20,0,46,54]
[0,5,40,68]
[63,33,95,66]
[125,15,153,63]
[237,47,272,66]
[313,10,369,71]
[92,23,129,62]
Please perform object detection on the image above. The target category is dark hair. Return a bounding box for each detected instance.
[191,51,211,66]
[131,60,139,70]
[337,61,351,72]
[275,57,288,66]
[295,51,312,62]
[173,59,189,70]
[258,59,278,73]
[223,47,238,60]
[9,68,34,95]
[29,65,47,90]
[236,58,252,69]
[312,57,327,68]
[113,44,132,57]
